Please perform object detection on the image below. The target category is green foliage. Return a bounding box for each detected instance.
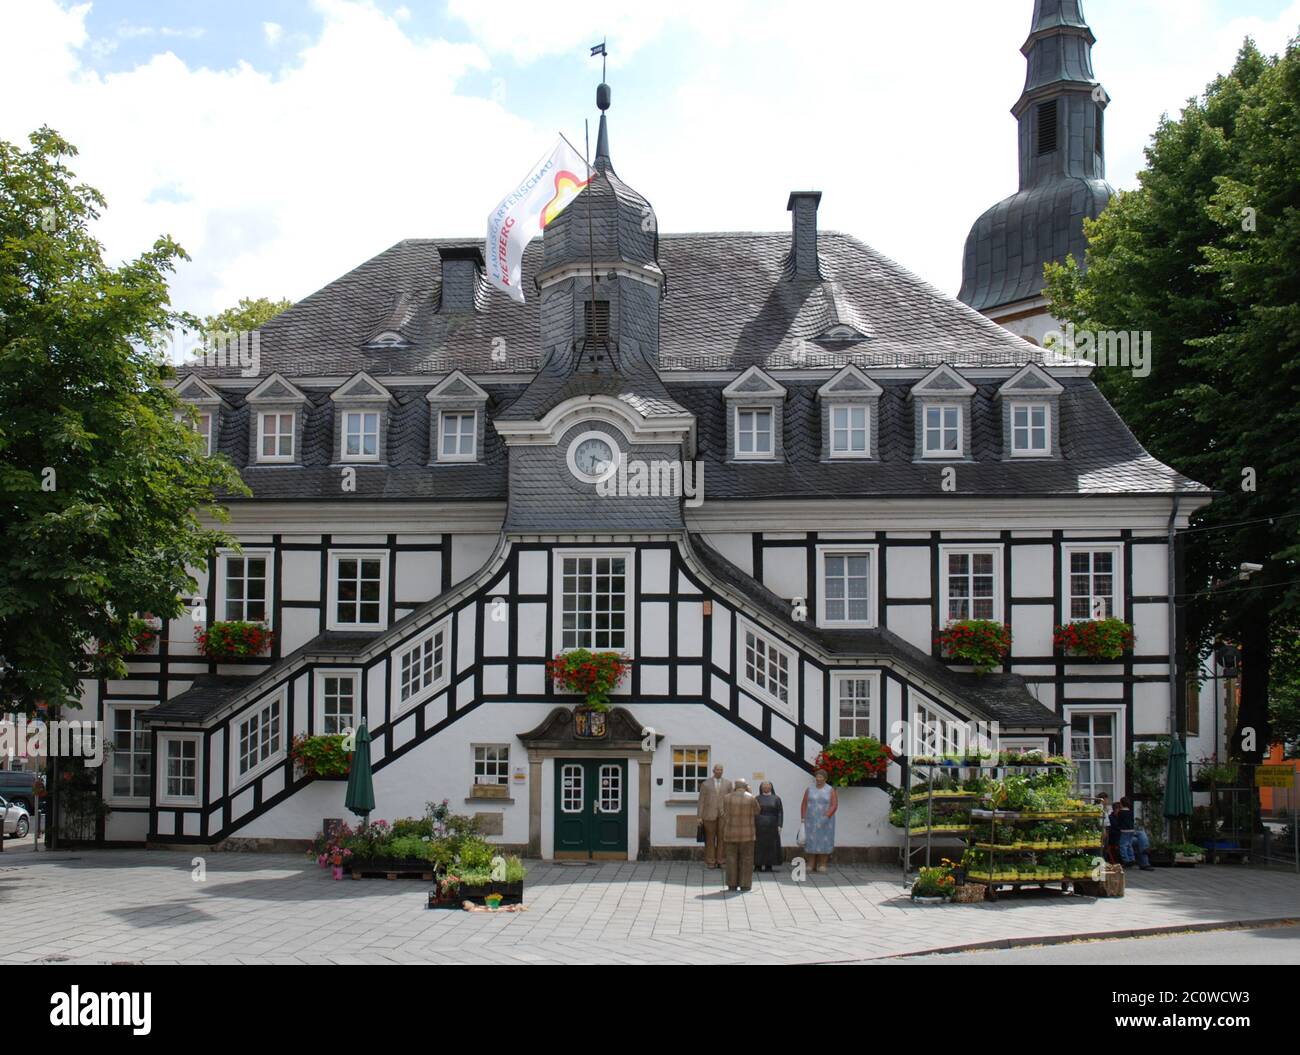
[815,736,894,785]
[935,619,1012,674]
[1054,618,1135,660]
[0,128,248,712]
[199,296,292,339]
[290,734,351,778]
[1128,736,1172,839]
[545,649,632,711]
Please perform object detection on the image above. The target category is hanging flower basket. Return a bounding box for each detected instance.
[196,620,274,661]
[546,649,631,713]
[1053,618,1135,660]
[291,734,353,779]
[132,615,161,653]
[815,737,895,787]
[935,620,1012,675]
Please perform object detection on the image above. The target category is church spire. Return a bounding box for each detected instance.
[595,81,612,172]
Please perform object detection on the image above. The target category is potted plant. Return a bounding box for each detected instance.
[546,649,631,733]
[1172,842,1205,866]
[935,619,1012,675]
[291,733,352,779]
[1053,618,1135,660]
[195,620,274,661]
[815,737,894,787]
[910,863,955,903]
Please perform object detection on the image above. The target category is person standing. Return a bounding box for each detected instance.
[720,777,761,891]
[696,763,732,869]
[754,781,784,872]
[801,768,838,872]
[1116,796,1154,870]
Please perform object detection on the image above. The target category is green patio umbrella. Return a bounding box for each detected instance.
[1163,735,1194,839]
[345,722,375,827]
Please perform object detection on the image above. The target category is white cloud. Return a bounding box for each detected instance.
[262,21,282,46]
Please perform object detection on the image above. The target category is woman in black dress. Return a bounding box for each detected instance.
[754,781,784,872]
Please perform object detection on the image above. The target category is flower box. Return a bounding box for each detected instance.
[1053,618,1135,660]
[817,737,894,787]
[347,857,436,880]
[935,619,1012,675]
[195,620,274,661]
[429,879,524,908]
[546,650,631,711]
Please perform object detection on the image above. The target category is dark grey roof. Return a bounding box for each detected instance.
[688,536,1062,730]
[496,341,685,422]
[1023,1,1097,95]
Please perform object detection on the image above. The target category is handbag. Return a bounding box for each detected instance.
[695,822,705,844]
[796,823,806,847]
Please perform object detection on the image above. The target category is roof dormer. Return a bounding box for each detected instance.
[817,364,882,460]
[246,373,308,465]
[997,363,1064,459]
[175,374,227,455]
[426,370,490,464]
[723,366,786,462]
[330,372,393,464]
[910,364,976,460]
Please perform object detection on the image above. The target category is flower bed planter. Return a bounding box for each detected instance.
[347,857,436,880]
[428,880,524,909]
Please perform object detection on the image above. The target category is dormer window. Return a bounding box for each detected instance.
[245,372,308,466]
[259,412,295,462]
[329,371,392,466]
[830,405,868,457]
[818,364,880,461]
[439,410,477,461]
[174,374,226,456]
[924,404,962,457]
[1011,402,1050,456]
[997,364,1062,459]
[735,407,773,459]
[911,364,975,462]
[427,371,489,465]
[723,366,786,463]
[195,412,213,455]
[342,410,381,462]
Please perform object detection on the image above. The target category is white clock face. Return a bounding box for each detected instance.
[568,434,616,481]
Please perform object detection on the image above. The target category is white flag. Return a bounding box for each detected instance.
[485,138,591,302]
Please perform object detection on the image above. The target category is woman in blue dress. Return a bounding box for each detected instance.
[801,768,838,872]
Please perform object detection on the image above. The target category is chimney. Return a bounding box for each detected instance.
[438,246,484,313]
[786,191,822,279]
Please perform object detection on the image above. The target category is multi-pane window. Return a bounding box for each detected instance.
[924,404,961,455]
[321,675,356,734]
[672,747,710,795]
[735,407,773,457]
[335,556,382,626]
[561,555,626,650]
[836,677,873,738]
[599,764,622,813]
[945,551,996,621]
[259,412,294,460]
[560,764,584,813]
[223,555,268,622]
[744,629,790,705]
[399,627,446,703]
[473,745,510,786]
[238,699,282,777]
[830,405,868,456]
[343,411,380,460]
[196,412,213,455]
[1011,403,1049,454]
[1071,712,1115,800]
[164,738,198,801]
[1068,549,1116,620]
[440,411,476,460]
[822,551,872,624]
[110,707,151,799]
[915,701,960,757]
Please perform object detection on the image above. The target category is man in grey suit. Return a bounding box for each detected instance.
[696,763,732,868]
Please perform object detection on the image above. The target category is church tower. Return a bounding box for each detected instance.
[957,0,1114,344]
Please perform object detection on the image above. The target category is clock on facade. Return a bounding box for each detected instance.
[567,431,617,482]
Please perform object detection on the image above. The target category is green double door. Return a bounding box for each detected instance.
[554,758,629,860]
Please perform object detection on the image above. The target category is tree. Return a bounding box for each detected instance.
[1044,37,1300,763]
[0,128,247,714]
[200,296,292,339]
[1270,629,1300,758]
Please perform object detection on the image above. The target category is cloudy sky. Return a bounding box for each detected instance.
[3,0,1298,319]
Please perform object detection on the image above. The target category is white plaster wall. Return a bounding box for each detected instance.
[762,547,806,601]
[886,546,930,598]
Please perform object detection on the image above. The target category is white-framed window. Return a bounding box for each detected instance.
[734,406,774,459]
[912,696,963,757]
[219,551,271,623]
[235,695,284,783]
[393,621,450,712]
[816,544,878,628]
[1010,402,1050,456]
[923,403,962,457]
[315,671,358,735]
[107,703,152,802]
[158,734,201,806]
[258,411,295,462]
[560,763,584,813]
[342,410,380,462]
[327,551,388,630]
[940,546,1002,623]
[672,746,710,795]
[1064,545,1122,621]
[833,672,877,739]
[439,410,477,461]
[829,404,869,458]
[739,620,793,711]
[196,412,213,455]
[555,550,633,652]
[473,744,510,787]
[1066,707,1123,801]
[599,763,622,813]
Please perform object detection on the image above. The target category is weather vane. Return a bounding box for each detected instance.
[590,39,607,83]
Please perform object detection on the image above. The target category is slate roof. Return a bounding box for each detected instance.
[688,536,1063,730]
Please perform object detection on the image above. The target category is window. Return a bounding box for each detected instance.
[584,300,610,341]
[1011,402,1049,455]
[109,706,151,800]
[397,624,448,706]
[319,674,357,735]
[914,699,962,757]
[816,545,877,628]
[1066,547,1119,620]
[742,626,790,707]
[342,411,380,461]
[830,405,868,457]
[834,674,875,738]
[439,411,477,461]
[943,549,999,622]
[473,745,509,787]
[330,553,384,626]
[672,746,710,795]
[237,698,283,778]
[599,763,622,813]
[1070,712,1116,800]
[560,763,584,813]
[222,554,268,622]
[162,737,199,804]
[196,412,213,455]
[735,406,773,458]
[560,554,627,650]
[1037,99,1058,155]
[258,412,295,461]
[923,404,962,456]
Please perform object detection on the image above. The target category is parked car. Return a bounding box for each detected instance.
[0,795,31,838]
[0,770,38,814]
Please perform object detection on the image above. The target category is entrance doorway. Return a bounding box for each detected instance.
[554,758,629,859]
